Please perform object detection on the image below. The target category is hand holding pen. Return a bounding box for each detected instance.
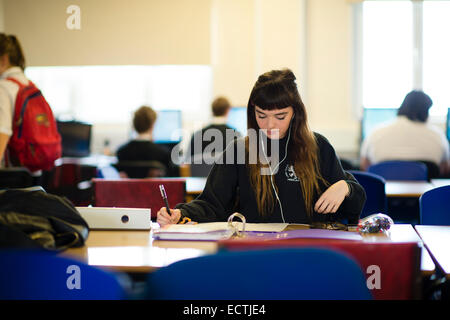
[157,185,181,227]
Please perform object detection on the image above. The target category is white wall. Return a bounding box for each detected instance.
[306,0,360,153]
[211,0,308,105]
[4,0,211,65]
[4,0,362,154]
[0,0,4,32]
[210,0,360,153]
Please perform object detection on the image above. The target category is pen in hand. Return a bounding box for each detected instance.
[159,184,171,216]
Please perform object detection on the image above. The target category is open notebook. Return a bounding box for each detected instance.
[153,222,288,241]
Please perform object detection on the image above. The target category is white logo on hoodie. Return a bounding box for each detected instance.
[285,165,299,182]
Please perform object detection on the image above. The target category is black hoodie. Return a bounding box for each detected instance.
[176,133,366,224]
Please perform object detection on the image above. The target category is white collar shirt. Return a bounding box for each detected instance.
[360,116,450,166]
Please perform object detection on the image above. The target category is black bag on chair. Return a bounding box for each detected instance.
[0,189,89,251]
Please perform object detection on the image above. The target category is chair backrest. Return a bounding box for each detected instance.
[218,240,421,300]
[92,178,186,218]
[419,185,450,225]
[418,160,440,179]
[0,250,126,299]
[146,248,372,300]
[0,167,34,189]
[367,160,428,181]
[113,161,167,178]
[349,170,387,218]
[42,163,98,206]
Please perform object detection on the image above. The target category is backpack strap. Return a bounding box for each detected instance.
[5,77,35,108]
[6,77,41,138]
[5,77,30,89]
[4,78,28,167]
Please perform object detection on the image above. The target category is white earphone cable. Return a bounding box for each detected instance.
[260,123,292,223]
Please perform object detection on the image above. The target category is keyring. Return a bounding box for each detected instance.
[227,212,246,237]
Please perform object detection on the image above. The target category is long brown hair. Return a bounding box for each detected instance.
[0,33,26,70]
[246,69,328,220]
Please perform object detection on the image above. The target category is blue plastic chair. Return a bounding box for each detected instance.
[419,185,450,225]
[0,250,127,300]
[146,248,372,300]
[367,160,428,181]
[349,170,387,218]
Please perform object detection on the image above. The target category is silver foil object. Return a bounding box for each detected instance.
[357,213,394,234]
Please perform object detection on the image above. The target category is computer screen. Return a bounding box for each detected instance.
[57,120,92,157]
[361,108,398,141]
[153,110,182,143]
[227,107,247,136]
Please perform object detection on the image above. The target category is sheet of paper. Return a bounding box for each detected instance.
[153,230,233,241]
[158,222,288,233]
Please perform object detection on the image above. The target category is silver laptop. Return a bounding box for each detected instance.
[76,207,151,230]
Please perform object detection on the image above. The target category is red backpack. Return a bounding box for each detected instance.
[6,78,61,172]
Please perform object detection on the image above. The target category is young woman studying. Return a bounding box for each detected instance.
[157,69,366,227]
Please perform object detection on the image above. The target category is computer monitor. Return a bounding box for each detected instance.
[227,107,247,136]
[361,108,398,141]
[57,120,92,157]
[153,110,182,144]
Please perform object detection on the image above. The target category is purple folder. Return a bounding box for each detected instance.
[153,228,363,242]
[243,229,363,241]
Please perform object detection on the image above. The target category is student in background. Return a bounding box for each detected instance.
[0,34,27,164]
[360,90,450,175]
[157,69,366,226]
[186,96,241,161]
[116,106,179,177]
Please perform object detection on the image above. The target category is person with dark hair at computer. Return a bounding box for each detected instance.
[360,90,450,175]
[186,96,241,162]
[157,68,366,227]
[116,106,179,178]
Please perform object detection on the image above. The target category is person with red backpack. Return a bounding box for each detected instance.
[0,34,61,174]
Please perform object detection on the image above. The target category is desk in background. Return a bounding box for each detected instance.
[185,177,207,201]
[382,181,434,224]
[431,179,450,188]
[54,155,117,168]
[63,224,434,277]
[185,178,435,199]
[385,181,434,198]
